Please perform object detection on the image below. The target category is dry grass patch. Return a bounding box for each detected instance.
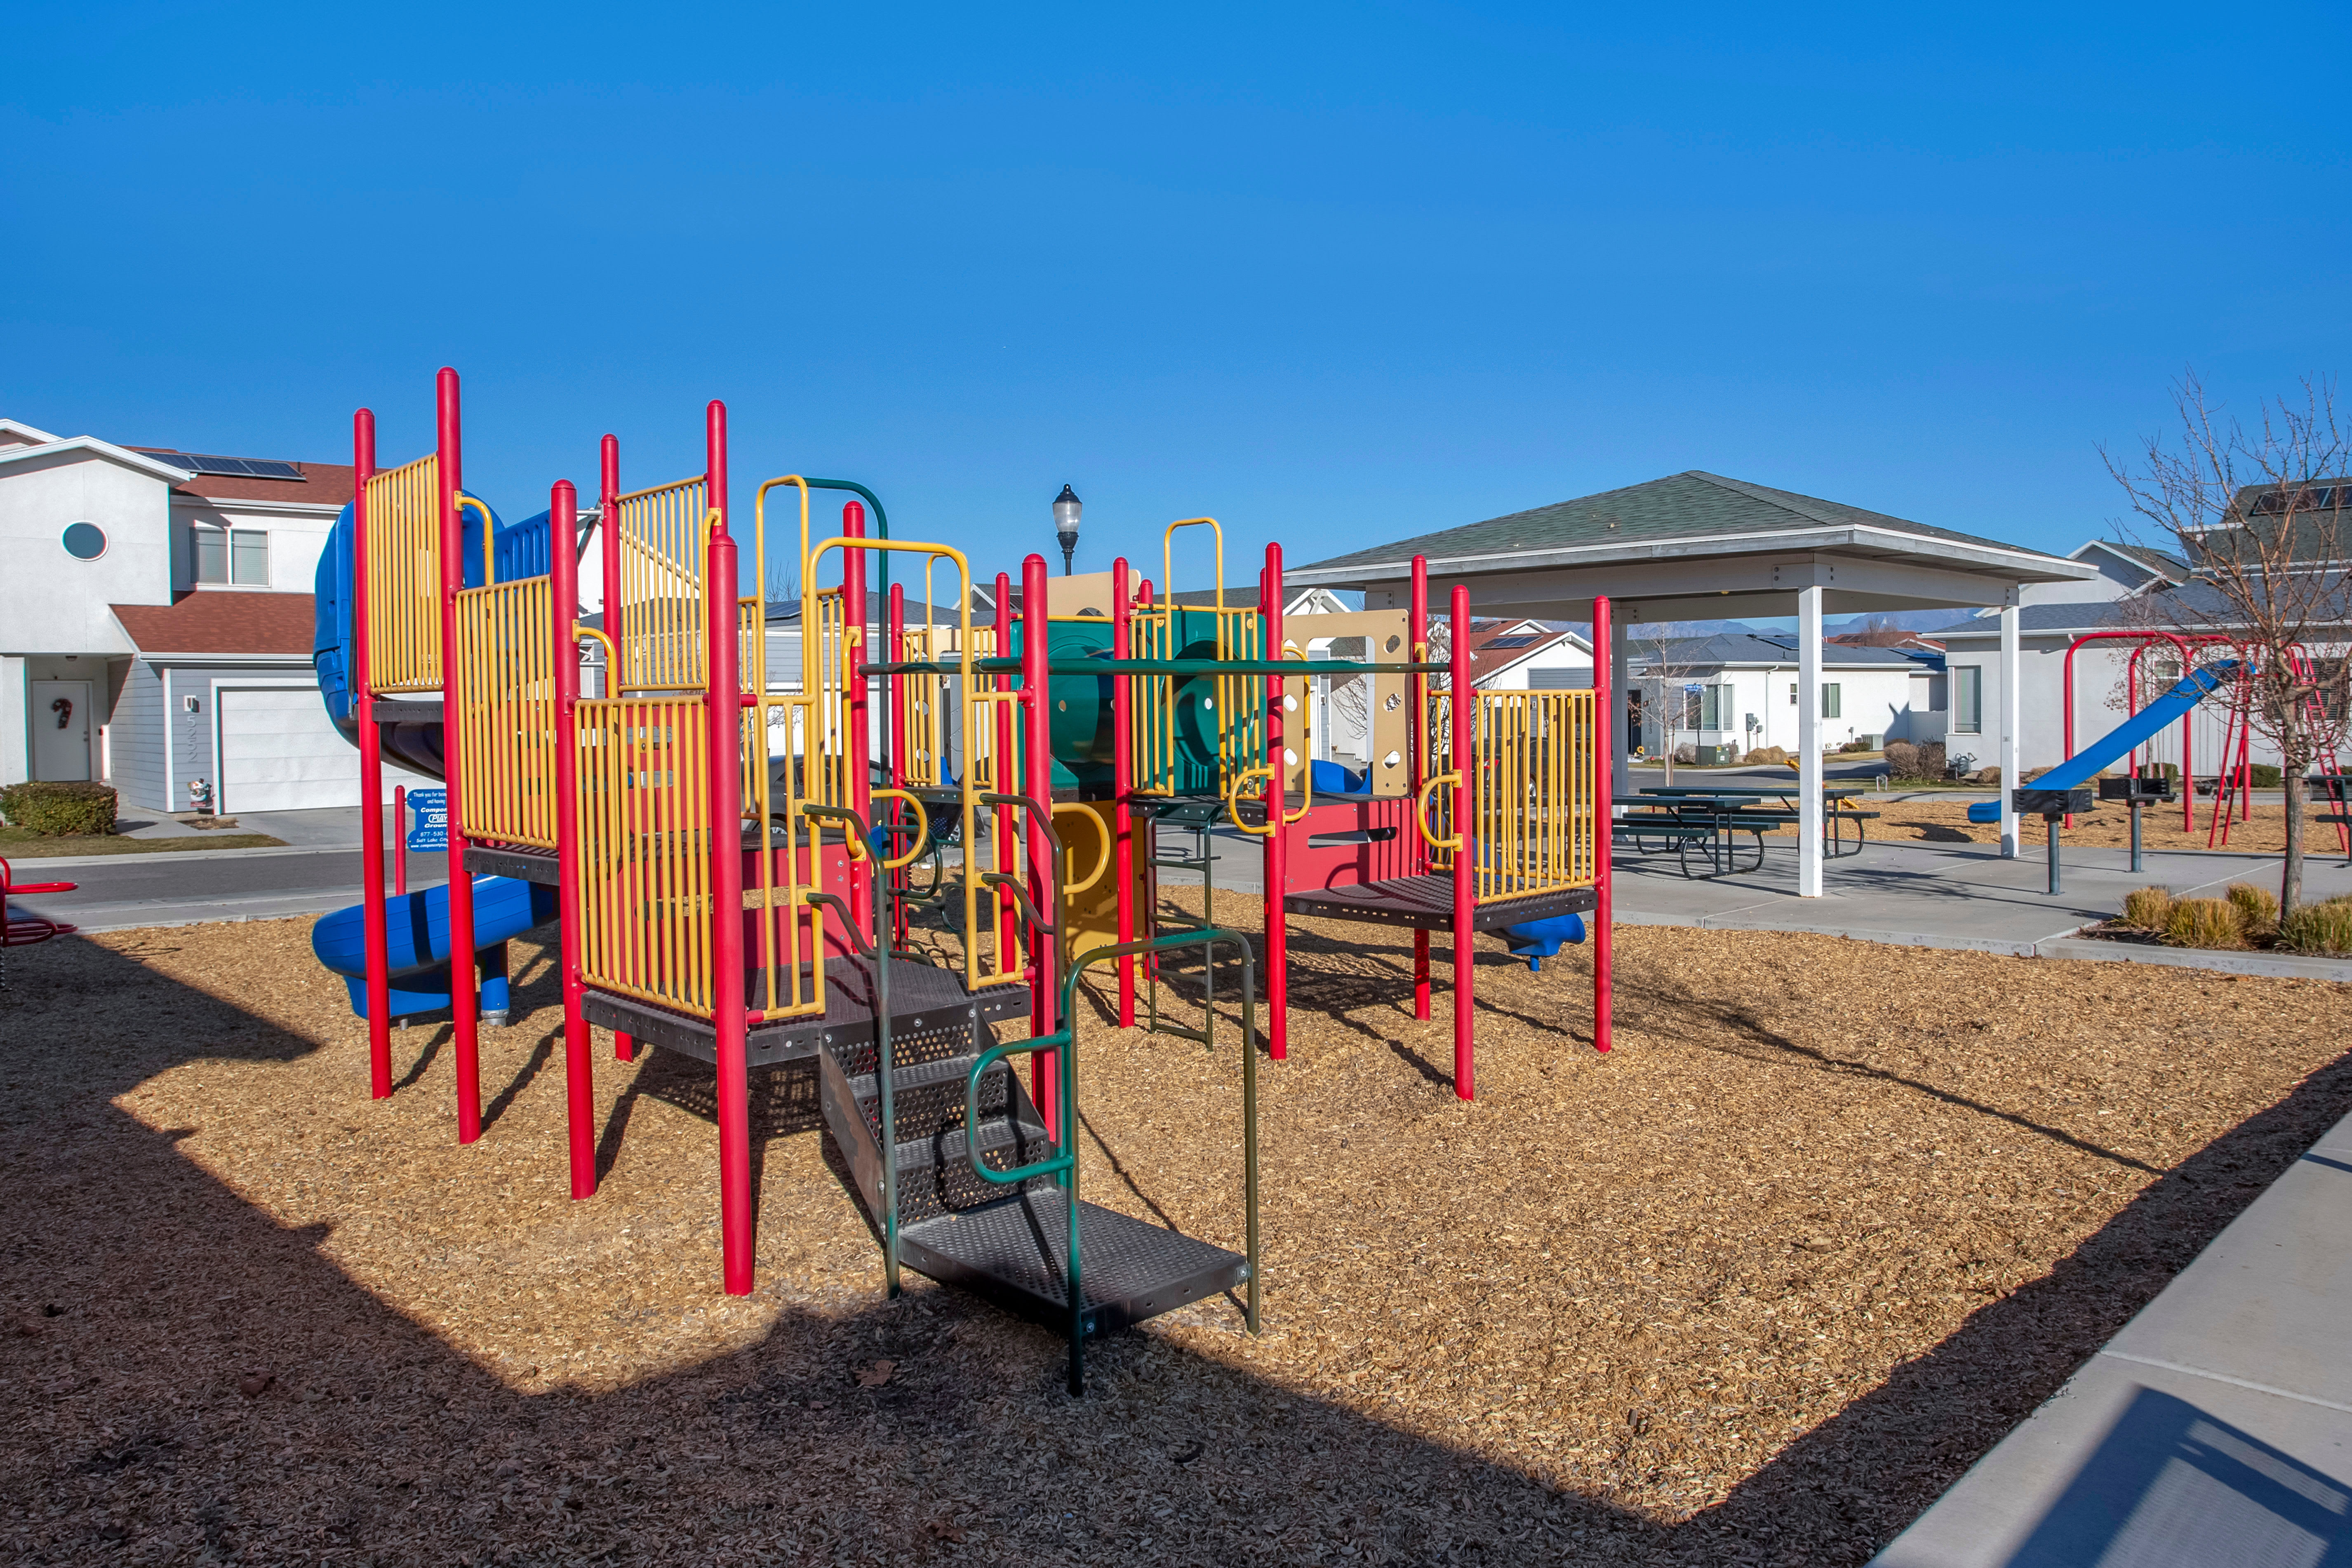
[0,902,2347,1566]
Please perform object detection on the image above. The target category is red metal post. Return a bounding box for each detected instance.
[1263,546,1288,1061]
[844,503,871,931]
[705,401,753,1295]
[1409,556,1430,1022]
[435,367,482,1143]
[1021,554,1058,1137]
[550,480,596,1198]
[994,572,1018,988]
[1449,583,1474,1100]
[1112,556,1135,1027]
[353,409,392,1097]
[889,580,908,948]
[599,433,633,1063]
[1591,594,1613,1055]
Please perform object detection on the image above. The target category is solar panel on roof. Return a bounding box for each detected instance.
[240,459,306,480]
[1484,632,1545,649]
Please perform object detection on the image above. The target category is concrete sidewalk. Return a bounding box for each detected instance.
[1612,839,2352,979]
[1871,1108,2352,1565]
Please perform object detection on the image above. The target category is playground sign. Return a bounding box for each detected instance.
[405,788,448,853]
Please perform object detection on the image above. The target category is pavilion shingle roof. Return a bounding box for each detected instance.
[1297,470,2044,576]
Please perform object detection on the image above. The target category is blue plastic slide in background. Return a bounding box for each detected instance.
[310,877,559,1020]
[1964,662,2234,823]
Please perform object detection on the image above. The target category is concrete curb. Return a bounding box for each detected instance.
[14,842,368,870]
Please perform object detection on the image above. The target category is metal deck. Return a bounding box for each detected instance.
[465,844,560,884]
[581,957,1032,1070]
[1282,873,1599,932]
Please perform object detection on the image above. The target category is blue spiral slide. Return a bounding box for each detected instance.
[307,496,564,1022]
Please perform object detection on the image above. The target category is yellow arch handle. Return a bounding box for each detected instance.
[574,623,618,671]
[1416,771,1463,851]
[457,494,495,586]
[1223,764,1275,837]
[1049,802,1115,895]
[870,788,933,870]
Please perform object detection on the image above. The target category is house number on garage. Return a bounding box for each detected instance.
[406,788,448,853]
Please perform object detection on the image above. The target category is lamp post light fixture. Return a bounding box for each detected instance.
[1052,484,1082,576]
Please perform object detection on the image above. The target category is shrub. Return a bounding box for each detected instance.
[1837,738,1873,754]
[2121,886,2174,930]
[2164,897,2248,950]
[2225,882,2281,936]
[1883,740,1919,777]
[2277,900,2352,956]
[0,780,116,836]
[2249,764,2283,789]
[1742,745,1790,766]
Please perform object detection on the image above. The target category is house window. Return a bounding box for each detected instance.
[1821,683,1842,719]
[195,526,269,586]
[1953,666,1983,733]
[1700,684,1722,730]
[1788,682,1797,705]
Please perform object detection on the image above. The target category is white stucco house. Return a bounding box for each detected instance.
[1625,631,1942,762]
[0,416,388,812]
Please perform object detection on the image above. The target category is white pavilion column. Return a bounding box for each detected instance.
[1798,585,1823,897]
[1999,601,2021,858]
[1609,609,1632,804]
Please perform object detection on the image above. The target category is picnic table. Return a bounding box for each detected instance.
[1615,784,1880,879]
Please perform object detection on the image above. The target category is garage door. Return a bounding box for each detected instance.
[217,686,430,813]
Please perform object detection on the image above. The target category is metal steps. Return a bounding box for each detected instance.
[814,985,1247,1338]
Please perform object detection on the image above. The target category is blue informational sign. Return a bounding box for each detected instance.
[405,787,448,853]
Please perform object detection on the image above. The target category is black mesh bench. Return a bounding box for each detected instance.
[1282,874,1597,933]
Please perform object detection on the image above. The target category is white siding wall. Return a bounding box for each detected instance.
[0,451,174,654]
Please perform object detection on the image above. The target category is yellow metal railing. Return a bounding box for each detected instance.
[614,476,709,692]
[363,454,441,693]
[739,691,830,1022]
[1470,689,1597,899]
[1129,517,1262,796]
[574,698,717,1017]
[453,575,557,848]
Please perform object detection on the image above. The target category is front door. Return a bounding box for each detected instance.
[31,679,93,781]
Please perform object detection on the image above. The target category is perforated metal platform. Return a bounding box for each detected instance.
[900,1189,1248,1338]
[580,958,1031,1070]
[464,844,560,884]
[1283,873,1598,932]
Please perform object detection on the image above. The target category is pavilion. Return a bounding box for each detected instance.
[1287,470,2098,895]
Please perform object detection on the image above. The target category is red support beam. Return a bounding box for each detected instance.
[705,400,753,1295]
[550,479,596,1197]
[1263,545,1287,1061]
[435,367,482,1142]
[1449,583,1474,1100]
[353,408,392,1097]
[1021,553,1058,1138]
[1591,594,1613,1055]
[1409,555,1430,1022]
[1112,556,1135,1027]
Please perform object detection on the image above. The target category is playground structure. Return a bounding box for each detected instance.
[308,369,1612,1387]
[1972,629,2352,889]
[0,858,78,989]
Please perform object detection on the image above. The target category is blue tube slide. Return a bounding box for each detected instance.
[310,876,560,1020]
[308,492,568,1019]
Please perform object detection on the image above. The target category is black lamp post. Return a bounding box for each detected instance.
[1052,484,1082,576]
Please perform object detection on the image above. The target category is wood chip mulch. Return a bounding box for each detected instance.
[3,895,2349,1565]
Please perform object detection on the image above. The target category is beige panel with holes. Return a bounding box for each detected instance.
[1279,609,1413,797]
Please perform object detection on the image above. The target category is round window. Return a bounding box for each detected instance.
[61,522,106,560]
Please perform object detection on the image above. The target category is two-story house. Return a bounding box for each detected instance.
[0,416,419,813]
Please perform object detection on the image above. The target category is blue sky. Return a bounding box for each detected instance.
[7,2,2348,599]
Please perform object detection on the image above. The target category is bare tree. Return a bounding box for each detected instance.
[2105,372,2352,912]
[1629,631,1711,784]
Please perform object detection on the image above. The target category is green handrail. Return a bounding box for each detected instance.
[964,926,1261,1396]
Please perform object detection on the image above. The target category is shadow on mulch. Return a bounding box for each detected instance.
[4,929,2348,1566]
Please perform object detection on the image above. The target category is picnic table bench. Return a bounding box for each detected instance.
[1615,786,1881,878]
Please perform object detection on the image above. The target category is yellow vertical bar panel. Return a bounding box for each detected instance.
[451,579,557,848]
[614,478,708,693]
[363,455,441,692]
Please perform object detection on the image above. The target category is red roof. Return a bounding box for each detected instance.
[111,594,317,656]
[124,447,355,507]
